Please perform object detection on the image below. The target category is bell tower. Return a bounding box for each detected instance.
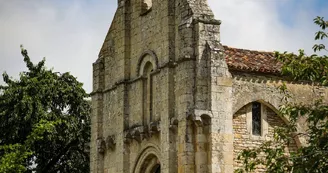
[91,0,233,172]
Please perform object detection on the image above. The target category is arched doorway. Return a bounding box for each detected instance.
[151,164,160,173]
[134,146,161,173]
[139,154,160,173]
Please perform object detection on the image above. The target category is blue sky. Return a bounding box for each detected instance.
[276,0,328,26]
[0,0,327,92]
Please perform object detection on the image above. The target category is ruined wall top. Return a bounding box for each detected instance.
[95,0,221,85]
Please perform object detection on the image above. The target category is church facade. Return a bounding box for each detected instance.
[90,0,328,172]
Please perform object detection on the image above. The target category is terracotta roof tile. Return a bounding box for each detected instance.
[223,46,283,74]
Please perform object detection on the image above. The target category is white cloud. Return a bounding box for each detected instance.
[0,0,327,92]
[0,0,116,92]
[208,0,328,53]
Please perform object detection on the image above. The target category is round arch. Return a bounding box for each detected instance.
[133,144,161,173]
[137,50,159,76]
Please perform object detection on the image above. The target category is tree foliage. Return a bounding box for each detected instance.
[236,17,328,173]
[276,17,328,85]
[0,47,91,173]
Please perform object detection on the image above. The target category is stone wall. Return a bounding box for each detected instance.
[232,72,328,114]
[231,72,328,137]
[91,0,223,172]
[233,103,298,172]
[91,0,328,173]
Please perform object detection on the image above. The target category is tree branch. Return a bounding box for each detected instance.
[41,139,78,172]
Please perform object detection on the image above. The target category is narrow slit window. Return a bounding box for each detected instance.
[252,102,261,136]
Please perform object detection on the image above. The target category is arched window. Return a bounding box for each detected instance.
[138,51,158,125]
[234,101,268,139]
[142,61,153,125]
[233,101,299,171]
[252,102,262,136]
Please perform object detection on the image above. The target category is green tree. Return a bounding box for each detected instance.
[235,17,328,173]
[0,47,91,173]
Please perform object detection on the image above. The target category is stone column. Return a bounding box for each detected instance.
[177,119,195,173]
[194,121,210,173]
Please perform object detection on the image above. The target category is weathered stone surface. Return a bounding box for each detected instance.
[233,103,298,172]
[91,0,328,173]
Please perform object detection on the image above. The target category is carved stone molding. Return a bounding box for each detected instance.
[124,132,133,144]
[188,110,213,127]
[123,123,161,144]
[137,50,158,76]
[131,126,146,143]
[97,135,116,153]
[169,118,178,132]
[133,145,161,173]
[149,121,161,135]
[106,135,116,150]
[97,138,106,154]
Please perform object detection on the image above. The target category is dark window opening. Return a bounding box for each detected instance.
[252,102,261,136]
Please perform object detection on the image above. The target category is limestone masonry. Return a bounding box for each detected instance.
[90,0,328,172]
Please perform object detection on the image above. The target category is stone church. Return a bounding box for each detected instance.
[90,0,328,172]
